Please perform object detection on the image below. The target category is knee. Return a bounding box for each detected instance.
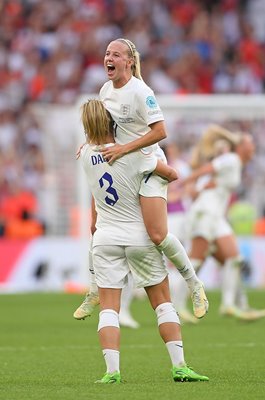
[148,230,167,246]
[155,302,180,325]
[98,309,119,332]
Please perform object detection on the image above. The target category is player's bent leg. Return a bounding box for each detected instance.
[159,235,209,318]
[190,279,209,319]
[140,196,197,280]
[168,268,199,324]
[73,237,99,320]
[188,237,210,319]
[219,305,265,321]
[178,309,199,324]
[73,291,100,320]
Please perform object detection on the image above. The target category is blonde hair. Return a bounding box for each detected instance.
[190,125,242,169]
[213,139,232,156]
[81,100,113,145]
[117,38,143,80]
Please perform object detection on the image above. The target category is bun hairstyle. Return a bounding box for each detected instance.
[81,99,113,145]
[117,38,143,80]
[190,125,243,169]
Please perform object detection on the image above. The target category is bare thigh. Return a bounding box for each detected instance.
[214,234,239,262]
[98,287,122,313]
[140,196,168,245]
[145,277,171,310]
[189,236,209,262]
[145,277,182,342]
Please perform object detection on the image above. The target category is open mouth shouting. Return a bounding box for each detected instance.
[106,63,115,77]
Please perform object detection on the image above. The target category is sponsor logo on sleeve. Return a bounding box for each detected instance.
[148,110,161,116]
[146,96,157,108]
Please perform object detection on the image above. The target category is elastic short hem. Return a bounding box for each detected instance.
[135,273,168,289]
[139,195,167,199]
[96,284,125,289]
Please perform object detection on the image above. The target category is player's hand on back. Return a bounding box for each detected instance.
[100,144,127,165]
[76,143,86,160]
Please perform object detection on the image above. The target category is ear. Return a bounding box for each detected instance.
[126,58,133,68]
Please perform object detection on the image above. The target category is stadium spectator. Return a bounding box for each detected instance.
[0,0,264,105]
[0,101,46,237]
[254,207,265,236]
[0,0,264,234]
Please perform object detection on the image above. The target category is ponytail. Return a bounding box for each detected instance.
[117,38,143,80]
[190,125,243,168]
[81,100,113,145]
[200,125,241,158]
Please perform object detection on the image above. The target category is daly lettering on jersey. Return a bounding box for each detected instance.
[91,153,106,166]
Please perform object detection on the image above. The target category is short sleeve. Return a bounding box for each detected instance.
[135,85,164,126]
[212,153,240,172]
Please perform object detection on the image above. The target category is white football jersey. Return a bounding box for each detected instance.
[80,143,157,246]
[99,76,165,157]
[191,152,242,216]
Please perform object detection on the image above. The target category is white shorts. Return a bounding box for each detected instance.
[93,244,168,289]
[139,174,168,200]
[186,211,233,242]
[167,212,187,243]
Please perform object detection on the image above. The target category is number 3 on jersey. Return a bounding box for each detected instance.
[99,172,119,206]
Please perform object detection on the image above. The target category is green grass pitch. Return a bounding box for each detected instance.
[0,290,265,400]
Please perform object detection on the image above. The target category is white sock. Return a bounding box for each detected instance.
[102,349,120,373]
[190,258,203,272]
[235,281,249,310]
[166,341,185,367]
[221,257,241,308]
[185,258,204,291]
[88,237,98,294]
[120,274,134,314]
[157,234,197,282]
[168,270,189,312]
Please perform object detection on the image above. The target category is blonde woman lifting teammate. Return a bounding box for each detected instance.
[77,99,209,383]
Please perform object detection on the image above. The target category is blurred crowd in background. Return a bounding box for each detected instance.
[0,0,265,238]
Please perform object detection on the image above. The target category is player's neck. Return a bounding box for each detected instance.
[91,133,114,145]
[96,133,115,145]
[104,133,115,144]
[113,75,132,88]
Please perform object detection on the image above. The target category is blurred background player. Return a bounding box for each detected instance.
[175,125,265,321]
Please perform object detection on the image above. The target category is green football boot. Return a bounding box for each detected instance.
[172,365,209,382]
[95,371,121,384]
